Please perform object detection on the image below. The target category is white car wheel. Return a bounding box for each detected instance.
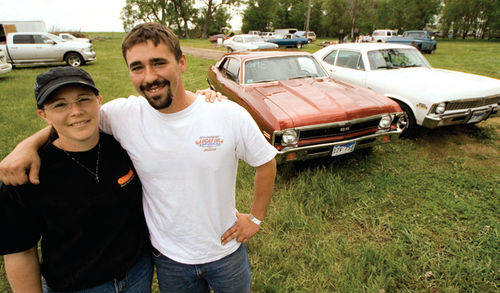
[65,53,84,67]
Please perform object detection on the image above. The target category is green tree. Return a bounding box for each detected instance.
[120,0,196,38]
[195,6,233,35]
[372,0,440,32]
[441,0,500,39]
[199,0,243,38]
[241,0,277,32]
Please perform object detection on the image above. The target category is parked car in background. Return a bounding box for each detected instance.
[0,48,12,75]
[274,28,298,35]
[387,30,437,53]
[0,32,96,67]
[266,34,308,48]
[260,32,274,40]
[248,30,261,35]
[208,33,228,43]
[295,31,317,43]
[372,29,398,42]
[58,33,91,43]
[313,43,500,135]
[207,50,404,163]
[223,34,278,52]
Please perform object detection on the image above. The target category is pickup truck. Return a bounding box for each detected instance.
[386,30,437,53]
[0,32,96,67]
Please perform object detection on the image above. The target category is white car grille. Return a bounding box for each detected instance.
[446,96,500,111]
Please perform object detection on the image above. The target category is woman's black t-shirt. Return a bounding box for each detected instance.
[0,133,151,291]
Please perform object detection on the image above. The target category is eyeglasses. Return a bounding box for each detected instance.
[44,96,98,112]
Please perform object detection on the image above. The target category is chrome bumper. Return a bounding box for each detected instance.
[422,104,500,128]
[83,51,96,61]
[275,128,402,164]
[0,62,12,75]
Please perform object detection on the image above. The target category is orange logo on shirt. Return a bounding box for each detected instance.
[117,169,135,187]
[195,136,224,152]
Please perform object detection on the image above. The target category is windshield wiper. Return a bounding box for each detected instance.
[377,65,399,69]
[401,64,422,68]
[288,75,314,80]
[254,79,279,83]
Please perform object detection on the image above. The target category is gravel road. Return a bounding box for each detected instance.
[181,46,225,60]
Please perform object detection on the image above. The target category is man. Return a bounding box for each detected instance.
[0,23,277,292]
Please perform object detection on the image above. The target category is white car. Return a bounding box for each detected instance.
[223,34,278,53]
[59,33,91,43]
[372,29,398,42]
[313,43,500,135]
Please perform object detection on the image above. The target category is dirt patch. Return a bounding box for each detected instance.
[414,117,500,169]
[181,46,225,60]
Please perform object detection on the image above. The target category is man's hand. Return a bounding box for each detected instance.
[221,212,260,245]
[0,149,40,186]
[195,88,227,103]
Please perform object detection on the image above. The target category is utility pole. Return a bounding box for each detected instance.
[305,0,311,43]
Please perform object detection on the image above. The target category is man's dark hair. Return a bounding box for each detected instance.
[121,23,182,62]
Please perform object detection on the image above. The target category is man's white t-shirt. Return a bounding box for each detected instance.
[99,95,277,264]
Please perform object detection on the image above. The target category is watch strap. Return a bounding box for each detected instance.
[249,213,262,225]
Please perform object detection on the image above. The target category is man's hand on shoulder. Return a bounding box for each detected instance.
[195,88,227,103]
[0,146,41,186]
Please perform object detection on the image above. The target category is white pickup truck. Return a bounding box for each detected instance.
[0,32,96,67]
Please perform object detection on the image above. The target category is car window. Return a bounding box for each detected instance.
[323,49,338,65]
[244,56,327,84]
[336,50,363,70]
[34,34,53,44]
[13,34,35,44]
[233,37,242,43]
[367,48,431,70]
[225,58,240,83]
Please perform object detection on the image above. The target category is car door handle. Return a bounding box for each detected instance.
[329,69,336,73]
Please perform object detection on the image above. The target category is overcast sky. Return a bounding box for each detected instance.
[1,0,242,32]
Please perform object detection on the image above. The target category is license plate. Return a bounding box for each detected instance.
[468,111,486,123]
[331,142,356,157]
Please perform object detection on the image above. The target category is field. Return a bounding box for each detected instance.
[0,34,499,292]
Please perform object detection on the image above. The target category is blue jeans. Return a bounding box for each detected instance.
[42,254,153,293]
[153,244,251,293]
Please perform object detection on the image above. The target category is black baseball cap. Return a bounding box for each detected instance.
[34,67,99,109]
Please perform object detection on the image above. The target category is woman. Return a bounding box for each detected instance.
[0,67,152,292]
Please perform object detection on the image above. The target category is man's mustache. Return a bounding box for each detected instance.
[140,79,170,92]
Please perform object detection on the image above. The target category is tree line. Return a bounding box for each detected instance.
[120,0,500,40]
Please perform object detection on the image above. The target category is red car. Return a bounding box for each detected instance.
[208,34,228,43]
[207,51,405,164]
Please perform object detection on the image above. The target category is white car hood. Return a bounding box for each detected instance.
[367,67,500,103]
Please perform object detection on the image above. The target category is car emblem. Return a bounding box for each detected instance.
[340,126,351,132]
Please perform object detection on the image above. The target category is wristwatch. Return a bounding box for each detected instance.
[249,213,262,226]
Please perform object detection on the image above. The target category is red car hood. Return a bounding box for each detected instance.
[251,78,399,129]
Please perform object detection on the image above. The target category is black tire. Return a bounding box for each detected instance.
[65,53,84,67]
[227,47,233,53]
[397,102,417,137]
[296,43,302,49]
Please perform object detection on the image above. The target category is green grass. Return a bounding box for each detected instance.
[0,36,499,292]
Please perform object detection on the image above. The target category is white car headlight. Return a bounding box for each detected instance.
[281,129,298,145]
[435,102,446,114]
[378,114,393,129]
